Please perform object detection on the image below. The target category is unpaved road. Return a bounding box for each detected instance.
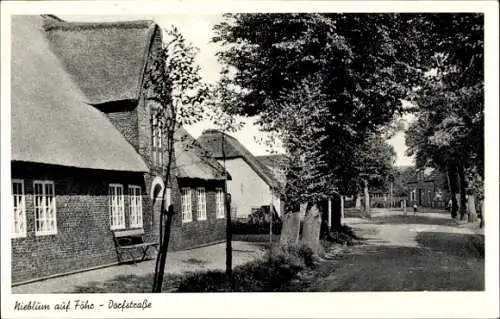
[286,208,484,291]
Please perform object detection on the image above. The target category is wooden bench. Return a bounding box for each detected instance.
[112,229,159,264]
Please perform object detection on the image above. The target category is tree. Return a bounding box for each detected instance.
[212,13,424,248]
[144,26,209,292]
[353,134,396,217]
[405,13,484,223]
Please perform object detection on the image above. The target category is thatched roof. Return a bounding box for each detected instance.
[256,154,288,187]
[197,130,278,188]
[256,154,288,170]
[11,15,148,172]
[42,15,159,105]
[174,128,230,181]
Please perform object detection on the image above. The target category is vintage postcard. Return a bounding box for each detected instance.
[1,1,498,318]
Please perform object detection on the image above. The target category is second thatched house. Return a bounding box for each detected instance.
[197,130,283,219]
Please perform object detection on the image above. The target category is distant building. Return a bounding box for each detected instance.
[197,130,282,219]
[407,168,449,208]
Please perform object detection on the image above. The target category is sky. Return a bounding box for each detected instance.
[59,14,415,166]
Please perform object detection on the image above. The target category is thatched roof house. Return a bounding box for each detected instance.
[12,15,148,172]
[197,129,283,218]
[10,15,228,285]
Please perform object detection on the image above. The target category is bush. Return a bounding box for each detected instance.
[325,224,363,246]
[177,243,316,292]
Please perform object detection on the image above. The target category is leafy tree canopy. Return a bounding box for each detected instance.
[212,13,429,204]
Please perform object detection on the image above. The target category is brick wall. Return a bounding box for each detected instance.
[169,179,227,250]
[11,162,153,284]
[11,163,227,284]
[102,101,140,151]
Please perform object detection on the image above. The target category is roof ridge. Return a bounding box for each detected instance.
[43,17,155,32]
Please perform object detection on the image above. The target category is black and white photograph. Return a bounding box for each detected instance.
[1,1,498,318]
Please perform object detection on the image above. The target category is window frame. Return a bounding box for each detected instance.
[152,115,163,167]
[109,184,125,230]
[33,180,57,236]
[196,187,207,221]
[12,179,26,238]
[128,185,143,228]
[181,188,192,223]
[215,188,225,219]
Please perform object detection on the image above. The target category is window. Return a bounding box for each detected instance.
[196,188,207,220]
[411,189,417,201]
[129,185,143,228]
[34,181,57,236]
[152,115,163,167]
[12,180,26,238]
[181,188,192,223]
[109,184,125,230]
[215,188,225,219]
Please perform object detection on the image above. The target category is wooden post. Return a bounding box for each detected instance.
[390,182,393,208]
[225,193,232,279]
[327,198,332,229]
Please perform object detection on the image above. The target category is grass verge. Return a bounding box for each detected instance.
[74,244,318,293]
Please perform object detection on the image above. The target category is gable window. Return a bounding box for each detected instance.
[128,185,143,228]
[12,179,26,238]
[109,184,125,230]
[215,188,225,219]
[181,188,192,223]
[152,116,163,167]
[34,181,57,236]
[196,187,207,220]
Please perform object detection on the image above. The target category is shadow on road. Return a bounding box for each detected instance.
[285,224,485,292]
[369,214,459,227]
[416,231,484,259]
[292,241,485,292]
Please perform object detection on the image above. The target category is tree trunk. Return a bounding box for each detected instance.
[447,167,459,219]
[362,179,370,217]
[466,193,478,223]
[340,196,344,221]
[280,211,301,246]
[355,194,361,209]
[330,196,342,230]
[152,129,175,293]
[301,203,322,254]
[152,205,174,292]
[458,165,467,220]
